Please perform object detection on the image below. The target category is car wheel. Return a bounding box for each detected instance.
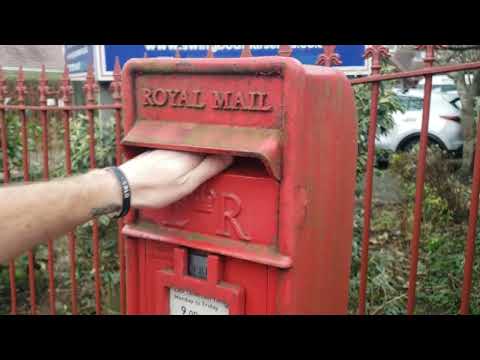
[399,137,445,154]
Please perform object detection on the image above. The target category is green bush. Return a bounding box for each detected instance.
[353,61,405,177]
[349,146,480,314]
[0,112,42,180]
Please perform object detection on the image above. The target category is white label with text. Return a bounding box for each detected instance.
[169,288,229,315]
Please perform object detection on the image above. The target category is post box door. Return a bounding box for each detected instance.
[143,242,273,315]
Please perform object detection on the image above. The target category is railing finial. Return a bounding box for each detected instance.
[38,64,49,106]
[0,66,7,104]
[364,45,390,75]
[110,56,122,103]
[278,45,292,57]
[416,45,446,67]
[83,64,98,105]
[16,66,27,105]
[317,45,342,67]
[207,45,214,58]
[59,64,73,106]
[241,45,252,57]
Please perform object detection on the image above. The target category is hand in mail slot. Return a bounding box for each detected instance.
[119,149,233,209]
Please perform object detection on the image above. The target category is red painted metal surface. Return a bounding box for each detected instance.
[0,67,17,315]
[16,67,38,315]
[207,46,214,58]
[59,65,79,315]
[110,57,127,315]
[83,65,102,315]
[278,45,292,57]
[241,45,252,57]
[121,56,358,314]
[123,222,292,269]
[351,61,480,85]
[122,121,282,180]
[154,248,245,314]
[316,45,342,66]
[357,46,390,315]
[39,65,56,315]
[406,45,444,315]
[460,110,480,315]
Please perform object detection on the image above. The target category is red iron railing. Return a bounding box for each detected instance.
[348,45,480,315]
[1,45,480,314]
[0,58,125,315]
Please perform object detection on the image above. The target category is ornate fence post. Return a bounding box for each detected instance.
[83,64,102,314]
[406,45,444,314]
[110,57,127,314]
[38,65,57,314]
[357,45,390,315]
[16,66,38,315]
[0,67,18,315]
[58,64,79,315]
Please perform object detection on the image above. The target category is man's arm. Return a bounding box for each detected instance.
[0,150,232,264]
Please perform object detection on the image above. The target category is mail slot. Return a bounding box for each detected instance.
[121,56,358,314]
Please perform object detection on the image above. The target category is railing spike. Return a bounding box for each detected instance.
[316,45,342,67]
[241,45,252,57]
[38,64,49,106]
[278,45,292,57]
[207,45,214,58]
[364,45,390,75]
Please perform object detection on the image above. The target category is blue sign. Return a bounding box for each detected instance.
[64,45,94,76]
[97,45,367,80]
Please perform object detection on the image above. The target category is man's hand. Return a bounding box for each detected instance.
[118,150,233,208]
[0,149,232,264]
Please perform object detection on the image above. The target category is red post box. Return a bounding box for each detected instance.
[121,56,358,315]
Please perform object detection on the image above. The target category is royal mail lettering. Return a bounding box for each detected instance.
[143,88,206,109]
[142,88,273,112]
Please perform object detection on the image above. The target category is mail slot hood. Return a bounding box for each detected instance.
[122,120,283,181]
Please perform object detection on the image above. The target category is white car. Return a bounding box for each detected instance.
[417,75,458,93]
[376,89,464,154]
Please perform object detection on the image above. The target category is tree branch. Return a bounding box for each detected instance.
[445,45,480,52]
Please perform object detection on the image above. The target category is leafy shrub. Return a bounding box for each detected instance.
[349,145,480,314]
[0,113,42,180]
[353,61,405,177]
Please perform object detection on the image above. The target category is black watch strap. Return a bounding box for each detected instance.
[108,167,131,219]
